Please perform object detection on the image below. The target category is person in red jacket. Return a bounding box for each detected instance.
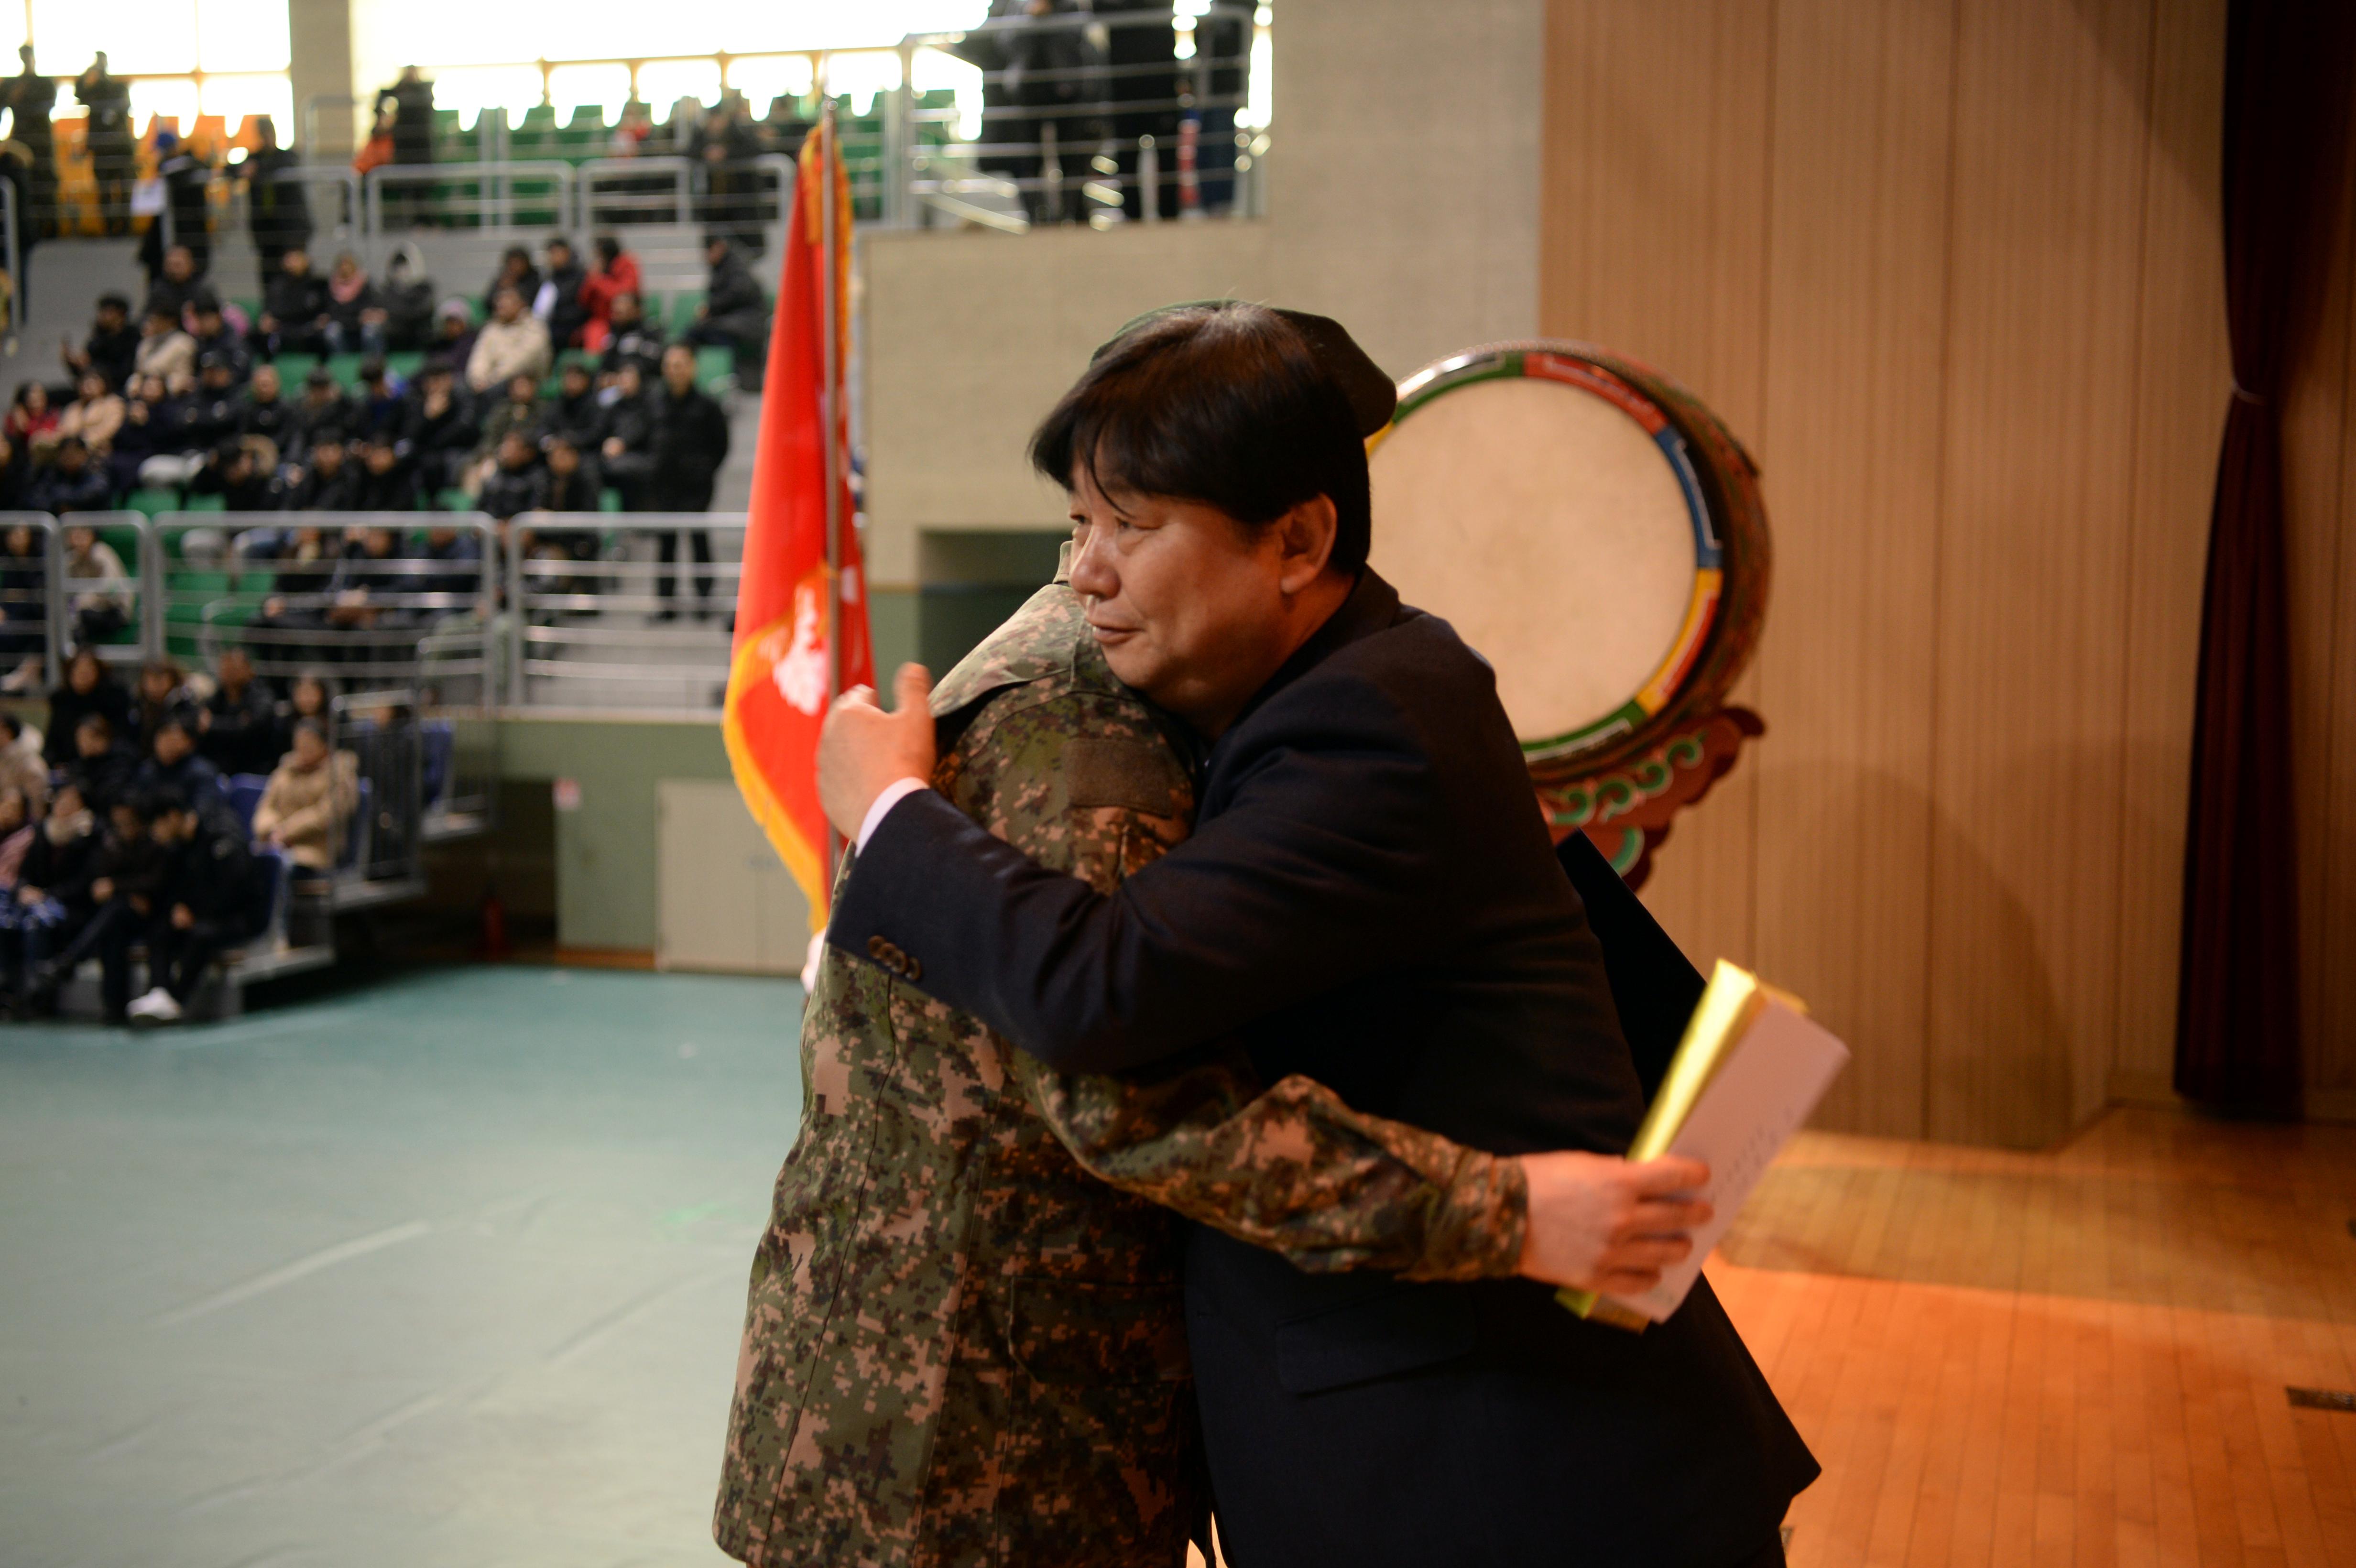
[577,235,643,353]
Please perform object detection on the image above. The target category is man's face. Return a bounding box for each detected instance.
[220,650,251,688]
[153,726,192,765]
[284,249,310,276]
[195,310,223,339]
[493,291,522,324]
[111,805,144,840]
[662,348,694,396]
[164,248,192,282]
[56,444,87,474]
[76,723,109,758]
[252,367,280,401]
[150,808,194,846]
[509,375,536,405]
[202,366,232,392]
[98,304,125,330]
[499,434,533,470]
[144,312,176,339]
[547,443,578,476]
[1064,463,1314,737]
[291,730,327,770]
[547,243,572,271]
[612,294,640,327]
[364,446,395,475]
[313,442,344,473]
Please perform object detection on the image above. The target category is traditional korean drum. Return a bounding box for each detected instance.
[1366,342,1769,783]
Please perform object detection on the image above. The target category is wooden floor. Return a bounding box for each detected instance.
[1712,1108,2356,1568]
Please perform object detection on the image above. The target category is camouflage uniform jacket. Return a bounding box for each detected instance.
[715,573,1530,1568]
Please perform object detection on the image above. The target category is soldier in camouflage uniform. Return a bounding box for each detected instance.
[715,554,1533,1568]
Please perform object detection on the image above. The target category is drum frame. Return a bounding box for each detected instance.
[1370,340,1771,784]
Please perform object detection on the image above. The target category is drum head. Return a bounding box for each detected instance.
[1367,345,1757,773]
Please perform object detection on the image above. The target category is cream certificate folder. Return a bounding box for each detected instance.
[1559,959,1850,1331]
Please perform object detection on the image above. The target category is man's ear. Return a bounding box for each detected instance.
[1274,494,1340,594]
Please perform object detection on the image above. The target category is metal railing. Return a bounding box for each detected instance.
[147,513,499,699]
[365,160,576,232]
[0,512,55,691]
[506,512,744,712]
[327,687,427,901]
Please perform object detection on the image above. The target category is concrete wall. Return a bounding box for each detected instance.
[860,0,1547,592]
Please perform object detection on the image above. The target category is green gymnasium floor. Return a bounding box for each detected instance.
[0,967,805,1568]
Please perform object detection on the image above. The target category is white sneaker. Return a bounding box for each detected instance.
[127,988,184,1024]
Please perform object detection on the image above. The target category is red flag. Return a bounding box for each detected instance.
[723,117,873,927]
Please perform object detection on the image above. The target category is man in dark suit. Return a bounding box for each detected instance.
[817,303,1816,1567]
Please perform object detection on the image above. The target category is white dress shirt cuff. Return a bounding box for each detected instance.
[855,777,931,853]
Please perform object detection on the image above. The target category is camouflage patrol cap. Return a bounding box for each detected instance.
[1094,302,1397,438]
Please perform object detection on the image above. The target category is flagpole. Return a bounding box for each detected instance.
[819,98,845,884]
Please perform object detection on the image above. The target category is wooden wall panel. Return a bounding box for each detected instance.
[1749,0,1957,1140]
[1539,0,1777,974]
[2110,0,2231,1090]
[2284,116,2356,1098]
[1541,0,2271,1144]
[1925,0,2154,1144]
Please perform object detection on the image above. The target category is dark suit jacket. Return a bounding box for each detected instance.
[833,569,1817,1568]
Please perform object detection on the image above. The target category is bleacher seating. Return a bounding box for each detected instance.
[227,774,271,831]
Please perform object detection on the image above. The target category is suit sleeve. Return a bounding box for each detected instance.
[831,669,1451,1072]
[939,687,1523,1280]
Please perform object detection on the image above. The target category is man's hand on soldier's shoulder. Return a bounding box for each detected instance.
[1513,1151,1712,1298]
[818,663,936,842]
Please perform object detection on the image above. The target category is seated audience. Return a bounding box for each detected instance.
[125,784,273,1024]
[63,712,134,816]
[538,433,605,514]
[55,371,127,459]
[131,656,197,750]
[238,363,300,457]
[579,236,643,351]
[350,435,420,512]
[296,366,356,454]
[380,244,437,350]
[428,299,478,371]
[6,381,59,447]
[596,291,667,381]
[140,243,211,326]
[186,438,279,512]
[682,236,769,390]
[251,718,358,876]
[400,359,478,494]
[0,710,44,811]
[0,786,33,892]
[282,439,360,511]
[61,293,139,390]
[199,647,283,777]
[33,785,168,1024]
[478,430,544,521]
[138,712,225,812]
[324,252,388,356]
[43,648,131,770]
[32,440,115,516]
[188,299,251,381]
[535,235,590,351]
[133,305,197,392]
[545,360,606,451]
[467,372,544,490]
[0,525,44,685]
[103,375,169,494]
[349,357,408,443]
[0,434,23,514]
[483,245,539,317]
[252,246,331,358]
[3,780,99,1019]
[466,286,552,395]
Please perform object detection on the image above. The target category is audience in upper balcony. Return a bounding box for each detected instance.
[281,439,360,511]
[141,133,214,285]
[350,434,421,512]
[253,248,332,359]
[401,360,478,494]
[29,438,111,517]
[78,55,134,236]
[535,236,590,351]
[239,364,299,456]
[380,246,438,351]
[467,287,552,395]
[324,252,389,357]
[189,299,250,381]
[56,372,126,458]
[62,294,139,390]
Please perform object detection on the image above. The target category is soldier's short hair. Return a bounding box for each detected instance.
[1029,301,1378,575]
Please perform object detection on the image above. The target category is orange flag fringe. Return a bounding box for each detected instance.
[722,118,873,928]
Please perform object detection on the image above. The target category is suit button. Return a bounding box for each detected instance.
[867,935,892,963]
[903,955,922,983]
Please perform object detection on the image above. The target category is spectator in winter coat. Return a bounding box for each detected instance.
[578,236,643,351]
[5,780,100,1016]
[477,430,544,521]
[544,360,606,451]
[649,344,731,618]
[295,367,356,454]
[43,649,131,770]
[251,719,358,873]
[467,373,545,490]
[482,246,540,318]
[400,360,478,493]
[596,291,667,381]
[29,439,114,517]
[238,363,301,459]
[199,647,284,776]
[465,287,552,395]
[55,371,127,458]
[251,246,332,358]
[349,436,421,512]
[61,293,139,390]
[680,236,769,389]
[324,253,389,356]
[282,438,360,510]
[125,784,273,1024]
[133,304,199,392]
[534,236,590,350]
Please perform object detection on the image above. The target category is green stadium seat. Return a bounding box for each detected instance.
[271,352,319,384]
[181,493,227,513]
[326,353,365,389]
[598,487,622,513]
[384,351,425,382]
[437,489,472,512]
[232,297,262,322]
[126,488,180,518]
[668,292,705,334]
[694,347,733,389]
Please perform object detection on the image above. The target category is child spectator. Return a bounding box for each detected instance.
[466,286,551,395]
[251,717,358,874]
[251,246,331,358]
[3,779,98,1018]
[43,647,131,769]
[199,647,283,776]
[324,251,388,356]
[125,785,272,1024]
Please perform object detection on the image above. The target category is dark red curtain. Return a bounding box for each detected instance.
[2175,0,2356,1111]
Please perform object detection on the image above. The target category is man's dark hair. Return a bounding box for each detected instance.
[293,718,327,744]
[0,710,19,740]
[1028,302,1374,575]
[76,711,111,740]
[98,292,131,314]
